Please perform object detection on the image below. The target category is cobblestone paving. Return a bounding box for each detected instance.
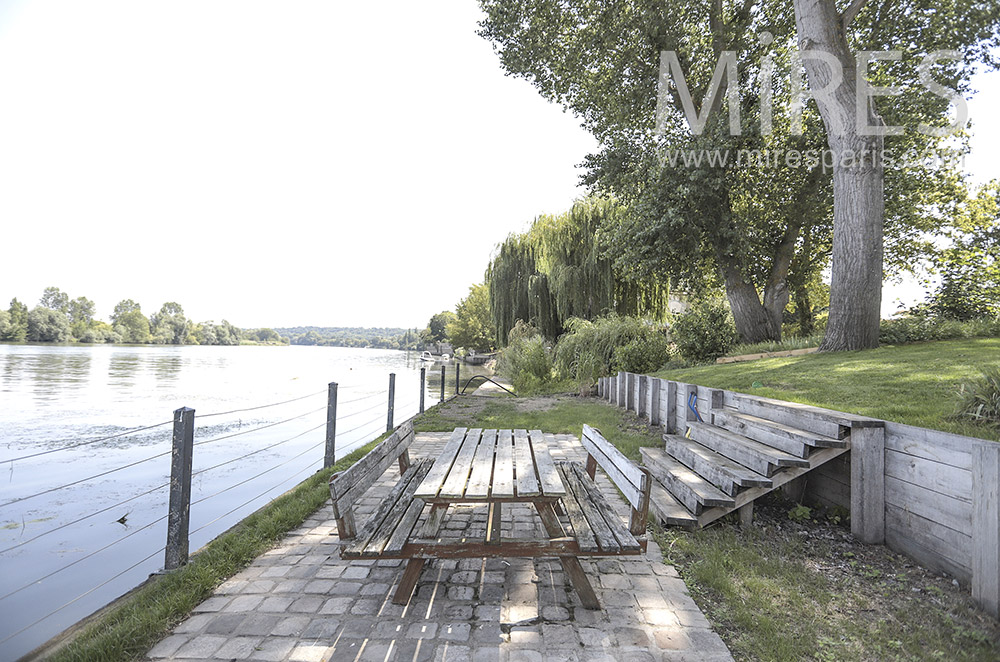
[147,433,733,662]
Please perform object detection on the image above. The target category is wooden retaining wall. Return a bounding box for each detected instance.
[597,373,1000,618]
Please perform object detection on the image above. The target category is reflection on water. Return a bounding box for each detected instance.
[0,343,490,659]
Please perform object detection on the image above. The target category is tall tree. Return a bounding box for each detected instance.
[790,0,999,349]
[427,311,457,343]
[39,286,69,312]
[4,299,28,342]
[447,284,496,351]
[111,300,151,344]
[150,302,191,345]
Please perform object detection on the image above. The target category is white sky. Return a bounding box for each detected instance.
[0,1,996,328]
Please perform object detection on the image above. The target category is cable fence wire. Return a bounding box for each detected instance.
[0,447,173,510]
[336,398,386,421]
[0,479,171,555]
[334,390,384,406]
[192,405,327,447]
[189,438,326,508]
[189,455,324,537]
[0,544,167,647]
[198,389,327,419]
[0,419,173,465]
[0,511,169,603]
[190,421,327,480]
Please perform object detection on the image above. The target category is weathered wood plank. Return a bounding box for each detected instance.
[414,427,468,499]
[581,424,644,509]
[464,429,498,499]
[885,475,973,535]
[384,499,426,554]
[558,462,620,552]
[649,378,661,426]
[885,449,972,502]
[647,477,697,527]
[557,471,600,552]
[712,409,847,457]
[731,393,867,438]
[332,421,414,512]
[513,429,541,497]
[684,422,809,477]
[343,459,431,556]
[851,424,885,545]
[884,422,976,469]
[885,503,972,572]
[640,447,734,513]
[492,429,515,498]
[569,462,640,551]
[885,526,971,583]
[530,430,565,497]
[661,434,770,495]
[439,429,482,498]
[973,442,1000,617]
[363,461,434,555]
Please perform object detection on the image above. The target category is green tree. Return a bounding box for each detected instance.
[68,296,96,340]
[447,283,496,351]
[26,307,71,342]
[39,286,69,312]
[427,311,457,343]
[150,302,191,345]
[3,299,28,342]
[111,300,151,344]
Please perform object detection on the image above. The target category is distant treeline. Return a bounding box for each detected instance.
[275,326,418,349]
[0,287,286,346]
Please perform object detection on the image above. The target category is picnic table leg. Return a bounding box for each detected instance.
[392,558,425,605]
[534,501,601,610]
[419,504,449,538]
[486,502,502,544]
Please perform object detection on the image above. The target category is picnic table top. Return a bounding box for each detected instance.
[413,428,566,503]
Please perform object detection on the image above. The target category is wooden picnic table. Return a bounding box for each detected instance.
[337,426,651,609]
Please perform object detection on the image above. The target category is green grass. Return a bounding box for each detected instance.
[45,435,388,662]
[413,395,659,460]
[654,509,1000,662]
[655,338,1000,441]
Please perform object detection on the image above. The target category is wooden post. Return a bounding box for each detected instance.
[324,382,338,468]
[386,373,396,432]
[637,375,647,417]
[850,422,885,545]
[455,363,460,396]
[664,380,676,433]
[973,441,1000,617]
[616,371,626,407]
[419,368,426,413]
[626,373,636,411]
[685,384,699,423]
[440,365,445,403]
[165,406,195,570]
[649,378,661,426]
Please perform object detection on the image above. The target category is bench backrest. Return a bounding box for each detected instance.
[581,424,651,535]
[329,420,414,539]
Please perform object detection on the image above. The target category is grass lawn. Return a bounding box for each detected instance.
[655,338,1000,441]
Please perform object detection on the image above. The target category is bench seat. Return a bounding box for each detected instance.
[341,459,432,559]
[557,461,641,554]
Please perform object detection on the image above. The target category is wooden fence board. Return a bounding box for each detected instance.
[885,450,972,502]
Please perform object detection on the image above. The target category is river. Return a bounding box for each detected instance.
[0,343,478,659]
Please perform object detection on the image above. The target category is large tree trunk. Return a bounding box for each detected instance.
[719,253,782,344]
[792,0,883,351]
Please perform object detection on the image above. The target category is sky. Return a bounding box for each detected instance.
[0,1,996,329]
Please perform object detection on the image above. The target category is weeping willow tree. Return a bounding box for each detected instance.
[486,198,670,345]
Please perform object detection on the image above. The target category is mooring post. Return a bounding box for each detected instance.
[386,373,396,432]
[440,365,445,403]
[324,382,337,468]
[165,406,195,571]
[455,363,461,395]
[419,368,426,413]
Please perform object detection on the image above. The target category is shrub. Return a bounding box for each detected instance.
[497,321,555,394]
[670,300,738,364]
[954,367,1000,428]
[879,314,1000,345]
[554,315,672,379]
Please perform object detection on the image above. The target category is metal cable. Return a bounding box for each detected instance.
[190,421,326,479]
[0,544,166,646]
[0,448,173,510]
[198,389,326,419]
[0,480,171,555]
[0,419,172,465]
[336,398,386,421]
[189,439,325,507]
[0,512,168,603]
[335,413,386,438]
[189,456,322,536]
[335,390,383,406]
[192,405,326,447]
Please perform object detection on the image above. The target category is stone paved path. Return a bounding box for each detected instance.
[147,433,733,662]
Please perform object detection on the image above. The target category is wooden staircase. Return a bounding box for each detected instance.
[641,394,851,529]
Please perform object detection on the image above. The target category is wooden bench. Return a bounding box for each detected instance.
[328,420,419,541]
[556,424,653,555]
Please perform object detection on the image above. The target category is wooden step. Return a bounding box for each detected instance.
[662,434,771,496]
[712,410,846,458]
[640,447,735,514]
[684,422,810,477]
[729,392,879,439]
[647,478,698,528]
